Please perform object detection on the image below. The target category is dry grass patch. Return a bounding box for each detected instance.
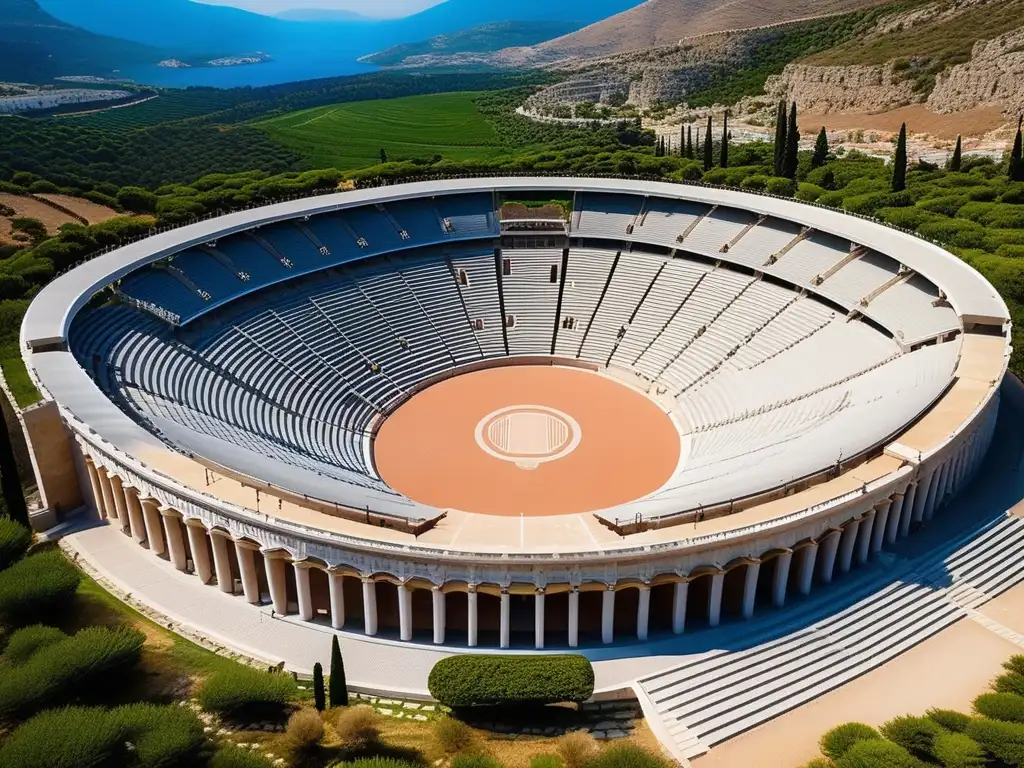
[0,193,76,235]
[36,193,118,224]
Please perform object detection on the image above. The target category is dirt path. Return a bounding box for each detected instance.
[801,104,1011,141]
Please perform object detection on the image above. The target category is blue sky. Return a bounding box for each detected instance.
[194,0,445,18]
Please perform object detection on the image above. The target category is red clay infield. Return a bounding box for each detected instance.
[373,366,681,517]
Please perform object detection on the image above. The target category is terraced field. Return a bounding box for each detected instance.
[255,92,507,170]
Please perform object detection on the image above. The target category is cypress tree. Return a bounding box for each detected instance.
[379,148,388,164]
[949,135,962,172]
[686,125,693,159]
[812,126,829,168]
[679,124,685,156]
[892,122,908,192]
[720,112,729,169]
[783,102,799,179]
[773,100,787,176]
[1010,116,1024,181]
[703,116,713,172]
[329,635,348,708]
[313,662,326,712]
[0,414,27,528]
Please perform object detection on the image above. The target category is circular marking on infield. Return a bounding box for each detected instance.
[373,366,680,517]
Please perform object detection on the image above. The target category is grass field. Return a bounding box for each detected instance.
[255,92,508,170]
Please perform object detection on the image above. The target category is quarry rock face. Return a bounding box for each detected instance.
[764,61,919,114]
[928,27,1024,114]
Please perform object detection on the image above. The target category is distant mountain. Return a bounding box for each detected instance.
[400,0,643,38]
[0,0,162,82]
[362,20,585,67]
[274,8,370,22]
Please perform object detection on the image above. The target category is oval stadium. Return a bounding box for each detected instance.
[20,176,1021,759]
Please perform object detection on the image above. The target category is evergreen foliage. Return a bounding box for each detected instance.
[720,112,729,169]
[783,102,799,179]
[703,116,713,172]
[428,654,595,708]
[950,135,963,172]
[313,661,326,712]
[330,635,349,708]
[0,517,30,572]
[880,715,941,759]
[0,550,80,626]
[812,127,829,168]
[820,723,883,760]
[197,666,297,718]
[773,100,787,176]
[0,415,27,528]
[1011,116,1024,182]
[893,122,908,192]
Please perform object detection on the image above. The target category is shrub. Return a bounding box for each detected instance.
[965,717,1024,766]
[285,708,325,761]
[820,723,883,761]
[530,755,562,768]
[0,706,124,768]
[586,744,669,768]
[210,745,277,768]
[0,624,65,665]
[333,705,380,749]
[795,183,825,202]
[197,666,297,718]
[766,176,796,196]
[434,716,475,754]
[116,702,207,768]
[0,518,30,571]
[881,715,942,758]
[428,654,594,708]
[932,731,986,768]
[836,740,919,768]
[927,708,971,733]
[336,759,420,768]
[975,692,1024,723]
[557,730,598,768]
[314,662,326,712]
[0,625,144,722]
[799,761,834,768]
[0,550,80,625]
[1005,657,1024,677]
[451,756,502,768]
[994,673,1024,696]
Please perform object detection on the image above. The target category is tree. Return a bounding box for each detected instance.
[1010,116,1024,182]
[720,112,729,169]
[892,122,908,192]
[679,124,685,157]
[703,116,713,172]
[0,415,27,528]
[783,102,799,179]
[329,635,348,708]
[949,135,962,172]
[773,100,787,176]
[313,662,326,712]
[379,148,388,164]
[686,125,693,159]
[812,127,829,168]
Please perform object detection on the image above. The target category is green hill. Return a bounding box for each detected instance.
[0,0,161,83]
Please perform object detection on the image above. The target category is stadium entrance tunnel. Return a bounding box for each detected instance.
[372,364,682,516]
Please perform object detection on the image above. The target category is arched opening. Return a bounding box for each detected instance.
[613,586,641,640]
[650,583,676,634]
[411,587,434,641]
[252,551,270,603]
[721,565,748,619]
[375,581,400,635]
[755,554,780,610]
[341,576,365,632]
[508,592,535,646]
[221,537,241,594]
[578,589,604,645]
[284,561,298,613]
[545,591,569,648]
[445,590,468,644]
[309,567,331,624]
[476,592,501,647]
[686,574,713,628]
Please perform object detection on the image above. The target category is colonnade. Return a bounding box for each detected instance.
[78,403,993,648]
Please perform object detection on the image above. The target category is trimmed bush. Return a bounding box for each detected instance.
[530,755,562,768]
[0,550,80,625]
[766,176,796,196]
[314,662,326,712]
[428,654,594,708]
[117,702,207,767]
[0,625,144,722]
[0,518,30,571]
[836,740,920,768]
[881,715,942,758]
[965,717,1024,766]
[557,730,597,768]
[926,708,971,733]
[586,744,670,768]
[799,760,834,768]
[451,756,502,768]
[197,666,297,718]
[1004,656,1024,677]
[975,692,1024,723]
[0,706,124,768]
[333,705,381,749]
[434,716,475,754]
[0,624,65,665]
[932,731,985,768]
[820,723,883,761]
[210,745,277,768]
[994,673,1024,697]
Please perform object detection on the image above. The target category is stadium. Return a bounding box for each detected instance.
[18,175,1018,753]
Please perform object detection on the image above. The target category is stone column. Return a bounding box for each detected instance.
[871,502,891,555]
[210,531,234,594]
[264,554,288,615]
[161,510,188,572]
[236,543,260,604]
[708,573,725,627]
[924,465,945,521]
[109,473,130,534]
[772,552,792,608]
[886,494,904,544]
[185,523,213,584]
[328,572,345,629]
[856,511,875,565]
[838,519,860,574]
[432,587,446,645]
[912,472,932,522]
[673,581,688,634]
[467,587,479,648]
[125,487,146,544]
[741,563,761,620]
[84,458,106,519]
[362,578,378,637]
[98,469,116,524]
[819,531,841,584]
[568,588,580,648]
[799,543,818,595]
[295,565,313,622]
[140,498,165,555]
[499,590,510,649]
[637,585,651,641]
[601,587,616,644]
[398,584,413,641]
[534,589,545,650]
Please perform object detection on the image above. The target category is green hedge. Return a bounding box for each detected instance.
[0,550,80,626]
[926,708,971,733]
[0,519,30,572]
[835,740,919,768]
[820,723,883,761]
[932,731,986,768]
[451,756,502,768]
[210,746,277,768]
[975,692,1024,723]
[994,673,1024,697]
[0,624,66,665]
[118,702,207,767]
[880,715,941,758]
[0,626,144,722]
[965,718,1024,767]
[197,666,298,718]
[428,654,594,708]
[0,706,125,768]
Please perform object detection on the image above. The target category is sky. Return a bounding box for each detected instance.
[194,0,445,18]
